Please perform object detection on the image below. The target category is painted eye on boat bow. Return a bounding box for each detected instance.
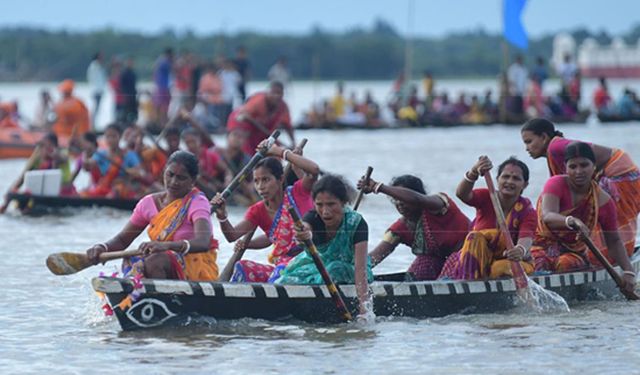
[125,298,177,328]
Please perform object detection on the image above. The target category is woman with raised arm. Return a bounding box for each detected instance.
[521,117,640,259]
[530,142,636,294]
[85,151,219,280]
[440,156,537,280]
[358,174,469,280]
[210,140,320,282]
[277,175,373,317]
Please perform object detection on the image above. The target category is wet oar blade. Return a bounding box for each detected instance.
[46,252,91,275]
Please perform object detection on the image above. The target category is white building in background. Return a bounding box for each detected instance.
[552,33,640,78]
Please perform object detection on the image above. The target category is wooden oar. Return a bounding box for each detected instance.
[219,138,309,282]
[46,248,140,276]
[211,130,280,209]
[353,166,373,211]
[0,145,41,213]
[578,227,640,300]
[287,206,353,322]
[218,228,256,282]
[483,171,529,292]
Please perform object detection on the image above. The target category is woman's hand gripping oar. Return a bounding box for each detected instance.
[353,167,373,211]
[288,206,353,322]
[46,249,140,276]
[577,226,640,300]
[218,137,308,282]
[210,130,280,211]
[483,171,529,293]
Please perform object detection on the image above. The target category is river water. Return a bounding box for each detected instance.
[1,81,640,373]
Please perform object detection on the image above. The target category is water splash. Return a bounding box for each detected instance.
[517,276,570,313]
[355,291,377,325]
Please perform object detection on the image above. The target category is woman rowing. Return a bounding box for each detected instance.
[277,175,372,317]
[211,140,320,282]
[530,142,636,294]
[81,123,143,198]
[521,117,640,258]
[440,156,537,280]
[357,174,469,280]
[86,151,219,280]
[8,132,76,196]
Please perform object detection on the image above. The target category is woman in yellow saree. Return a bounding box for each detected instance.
[86,151,218,280]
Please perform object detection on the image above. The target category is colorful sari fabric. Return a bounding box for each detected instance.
[530,180,601,273]
[440,194,535,280]
[546,137,640,255]
[276,208,373,285]
[231,186,304,283]
[546,136,573,176]
[123,189,219,281]
[383,194,470,280]
[598,149,640,255]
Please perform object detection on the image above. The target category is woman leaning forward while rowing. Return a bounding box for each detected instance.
[211,139,320,283]
[440,156,537,280]
[86,151,219,281]
[357,174,469,280]
[277,175,373,317]
[530,142,636,293]
[521,117,640,259]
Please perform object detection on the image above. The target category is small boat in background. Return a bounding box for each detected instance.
[0,128,44,159]
[6,192,138,214]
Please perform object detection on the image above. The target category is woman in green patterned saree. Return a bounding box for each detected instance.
[277,175,373,316]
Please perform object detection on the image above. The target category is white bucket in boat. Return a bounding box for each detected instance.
[24,170,62,196]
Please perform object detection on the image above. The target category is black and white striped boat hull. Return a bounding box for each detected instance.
[92,251,640,331]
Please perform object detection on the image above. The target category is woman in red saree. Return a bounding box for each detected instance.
[211,140,320,283]
[86,151,219,280]
[439,157,537,280]
[531,142,636,294]
[358,174,469,280]
[521,117,640,259]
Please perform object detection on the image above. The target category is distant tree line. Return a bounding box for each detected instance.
[0,19,638,82]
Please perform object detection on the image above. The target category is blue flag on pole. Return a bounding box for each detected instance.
[503,0,528,49]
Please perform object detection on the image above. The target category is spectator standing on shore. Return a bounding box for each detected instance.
[153,48,174,128]
[109,58,125,125]
[507,55,528,115]
[219,58,242,123]
[32,89,54,130]
[233,46,251,102]
[530,56,549,88]
[268,56,291,91]
[87,52,108,127]
[556,54,577,93]
[120,56,138,126]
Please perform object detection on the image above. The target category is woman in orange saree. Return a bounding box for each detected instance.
[531,142,636,294]
[86,151,218,280]
[521,117,640,257]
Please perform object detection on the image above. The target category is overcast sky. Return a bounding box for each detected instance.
[1,0,637,38]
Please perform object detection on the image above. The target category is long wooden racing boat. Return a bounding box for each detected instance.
[7,192,138,213]
[92,249,640,331]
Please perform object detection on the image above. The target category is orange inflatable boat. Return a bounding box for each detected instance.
[0,128,45,159]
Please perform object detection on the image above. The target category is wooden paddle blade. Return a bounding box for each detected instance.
[46,252,92,275]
